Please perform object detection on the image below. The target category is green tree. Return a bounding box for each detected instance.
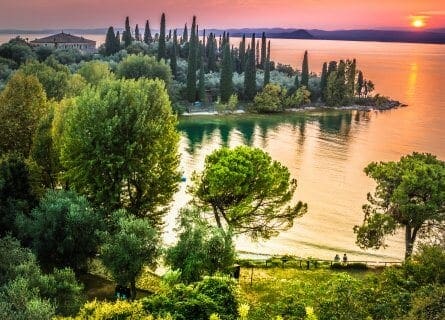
[301,50,309,87]
[354,152,445,259]
[357,71,364,98]
[104,26,118,56]
[0,72,47,156]
[60,78,180,227]
[20,190,103,273]
[207,33,217,72]
[285,86,311,108]
[134,24,141,42]
[158,13,166,61]
[170,29,178,78]
[220,43,233,103]
[260,32,267,69]
[252,83,286,113]
[190,146,307,239]
[182,23,189,43]
[122,16,132,48]
[101,210,161,300]
[198,60,206,102]
[165,208,236,283]
[264,40,271,87]
[78,60,113,85]
[116,54,172,85]
[186,16,198,102]
[143,20,152,44]
[0,154,37,237]
[0,40,36,66]
[238,34,246,73]
[244,34,256,101]
[346,59,356,101]
[115,31,121,49]
[320,62,328,100]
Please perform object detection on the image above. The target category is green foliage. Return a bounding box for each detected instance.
[144,20,153,44]
[0,153,37,237]
[244,35,257,100]
[78,60,113,85]
[65,300,152,320]
[20,190,103,273]
[186,16,198,102]
[60,77,180,226]
[0,71,48,156]
[0,39,36,65]
[285,86,311,108]
[104,26,119,56]
[101,210,161,299]
[35,46,54,62]
[403,285,445,320]
[252,83,286,113]
[20,59,70,100]
[122,16,133,48]
[301,51,309,87]
[158,13,167,61]
[51,48,84,65]
[190,146,307,239]
[220,44,233,103]
[354,152,445,258]
[116,54,172,85]
[165,208,236,283]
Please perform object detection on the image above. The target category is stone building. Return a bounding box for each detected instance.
[30,32,96,53]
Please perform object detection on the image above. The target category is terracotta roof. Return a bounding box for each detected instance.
[30,32,95,45]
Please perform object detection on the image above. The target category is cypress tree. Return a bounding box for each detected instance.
[135,24,140,42]
[239,34,246,73]
[115,31,121,49]
[261,32,267,69]
[294,72,300,89]
[207,33,216,72]
[186,16,198,102]
[347,59,356,101]
[198,60,206,102]
[182,23,188,44]
[158,13,166,61]
[144,20,152,44]
[264,40,271,87]
[256,40,260,67]
[320,62,328,100]
[220,41,233,103]
[327,61,337,76]
[202,29,206,54]
[357,71,364,98]
[244,34,257,101]
[301,50,309,87]
[170,30,178,78]
[105,26,117,56]
[168,29,172,41]
[122,16,132,48]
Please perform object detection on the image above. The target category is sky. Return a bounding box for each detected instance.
[0,0,444,30]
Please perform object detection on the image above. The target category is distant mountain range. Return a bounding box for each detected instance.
[1,27,445,44]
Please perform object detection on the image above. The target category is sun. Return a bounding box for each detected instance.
[411,16,426,28]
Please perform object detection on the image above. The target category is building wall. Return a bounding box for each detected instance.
[33,42,96,53]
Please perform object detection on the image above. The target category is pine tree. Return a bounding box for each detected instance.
[198,60,206,102]
[220,41,233,103]
[260,32,267,69]
[239,34,246,73]
[170,29,178,78]
[122,16,132,48]
[158,13,166,61]
[135,24,140,42]
[320,62,328,100]
[264,40,271,87]
[144,20,152,44]
[182,23,188,44]
[105,26,117,56]
[301,50,309,87]
[186,16,198,102]
[244,34,257,101]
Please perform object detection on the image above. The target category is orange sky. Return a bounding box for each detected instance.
[0,0,444,30]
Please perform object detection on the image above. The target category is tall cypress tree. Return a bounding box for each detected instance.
[320,62,328,100]
[144,20,152,44]
[260,32,267,69]
[301,50,309,87]
[182,23,188,44]
[220,41,233,103]
[158,13,166,61]
[207,33,216,72]
[170,30,178,78]
[347,58,356,101]
[198,60,206,102]
[264,40,271,87]
[135,24,140,42]
[122,16,132,48]
[357,70,364,98]
[327,61,337,76]
[115,31,121,49]
[244,34,257,101]
[239,34,246,73]
[186,16,198,102]
[105,26,117,56]
[255,40,260,67]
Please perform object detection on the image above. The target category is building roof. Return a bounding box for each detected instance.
[30,32,96,45]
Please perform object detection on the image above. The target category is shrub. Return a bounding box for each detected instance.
[284,86,311,108]
[116,54,172,85]
[252,83,286,113]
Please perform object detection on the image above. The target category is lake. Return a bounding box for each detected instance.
[1,33,444,261]
[171,39,445,262]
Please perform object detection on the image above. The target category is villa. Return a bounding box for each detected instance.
[30,32,96,52]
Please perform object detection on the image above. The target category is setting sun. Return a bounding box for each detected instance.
[412,17,426,28]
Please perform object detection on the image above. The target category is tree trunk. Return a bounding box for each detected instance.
[212,204,222,229]
[130,279,136,301]
[405,226,414,259]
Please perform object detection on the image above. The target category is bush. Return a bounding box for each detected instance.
[330,262,368,270]
[70,300,151,320]
[284,86,311,108]
[78,60,113,85]
[403,285,445,320]
[251,83,286,113]
[116,54,172,85]
[0,40,36,65]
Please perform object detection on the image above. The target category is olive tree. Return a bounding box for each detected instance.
[190,146,307,239]
[354,152,445,259]
[60,78,180,227]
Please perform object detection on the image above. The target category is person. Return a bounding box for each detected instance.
[343,253,348,263]
[334,254,340,262]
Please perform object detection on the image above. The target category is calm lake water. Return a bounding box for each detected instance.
[171,39,445,262]
[2,33,444,261]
